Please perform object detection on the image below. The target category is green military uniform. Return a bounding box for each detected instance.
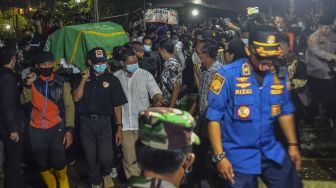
[127,176,176,188]
[115,107,200,188]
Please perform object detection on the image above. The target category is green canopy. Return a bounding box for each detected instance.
[44,22,129,71]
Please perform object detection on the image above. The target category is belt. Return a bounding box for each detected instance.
[82,114,110,120]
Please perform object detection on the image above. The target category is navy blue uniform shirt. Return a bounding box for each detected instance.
[206,59,295,174]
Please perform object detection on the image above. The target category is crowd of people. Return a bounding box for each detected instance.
[0,5,336,188]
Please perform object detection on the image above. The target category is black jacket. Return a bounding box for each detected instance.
[0,67,25,133]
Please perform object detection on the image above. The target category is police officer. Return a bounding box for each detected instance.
[207,25,302,188]
[116,107,199,188]
[73,47,127,188]
[306,15,336,125]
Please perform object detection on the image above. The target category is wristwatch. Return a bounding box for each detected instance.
[212,152,226,163]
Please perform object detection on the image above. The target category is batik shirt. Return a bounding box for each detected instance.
[160,58,182,105]
[199,60,222,116]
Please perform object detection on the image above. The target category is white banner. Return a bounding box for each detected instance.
[145,9,178,25]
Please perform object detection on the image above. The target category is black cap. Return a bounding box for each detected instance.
[202,30,215,39]
[88,47,107,64]
[34,51,54,65]
[319,15,334,26]
[249,25,283,57]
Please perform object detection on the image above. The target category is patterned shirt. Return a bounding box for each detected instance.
[199,60,222,116]
[160,58,182,105]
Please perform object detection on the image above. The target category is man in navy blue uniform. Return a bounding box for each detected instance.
[207,25,302,188]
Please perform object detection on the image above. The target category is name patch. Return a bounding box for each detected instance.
[235,89,253,95]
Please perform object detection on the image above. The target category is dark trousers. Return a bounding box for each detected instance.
[224,156,302,188]
[0,129,24,188]
[80,115,114,185]
[307,76,336,120]
[29,124,67,171]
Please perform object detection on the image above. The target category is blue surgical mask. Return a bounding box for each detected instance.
[126,63,138,73]
[144,45,152,52]
[93,63,107,74]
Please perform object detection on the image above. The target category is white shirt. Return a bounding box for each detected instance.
[114,68,162,131]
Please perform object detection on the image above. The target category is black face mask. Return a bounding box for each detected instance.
[39,67,53,77]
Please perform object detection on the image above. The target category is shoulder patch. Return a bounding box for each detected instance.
[210,73,225,95]
[242,63,251,76]
[308,35,318,46]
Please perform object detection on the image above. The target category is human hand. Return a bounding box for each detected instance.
[331,55,336,62]
[217,158,235,184]
[25,72,37,86]
[63,132,73,149]
[115,128,123,146]
[81,69,90,81]
[9,132,20,142]
[288,145,302,171]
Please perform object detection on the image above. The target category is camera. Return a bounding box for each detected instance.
[213,17,239,41]
[218,30,237,41]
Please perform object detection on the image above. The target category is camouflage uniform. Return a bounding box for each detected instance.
[124,176,176,188]
[114,107,200,188]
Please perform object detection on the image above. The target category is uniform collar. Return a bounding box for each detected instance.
[243,60,278,88]
[128,176,177,188]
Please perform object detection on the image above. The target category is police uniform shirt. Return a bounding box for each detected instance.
[206,59,295,174]
[306,30,336,79]
[75,71,127,115]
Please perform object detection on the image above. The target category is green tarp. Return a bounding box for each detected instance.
[44,22,129,71]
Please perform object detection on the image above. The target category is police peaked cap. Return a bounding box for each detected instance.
[249,25,283,57]
[319,15,334,26]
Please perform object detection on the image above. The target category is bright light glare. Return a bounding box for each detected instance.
[75,0,81,3]
[192,9,199,16]
[5,25,11,30]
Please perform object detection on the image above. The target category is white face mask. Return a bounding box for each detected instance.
[241,38,249,46]
[192,52,202,65]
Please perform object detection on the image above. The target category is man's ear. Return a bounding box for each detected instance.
[182,153,195,171]
[244,46,251,57]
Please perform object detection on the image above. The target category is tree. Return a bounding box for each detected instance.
[0,9,28,36]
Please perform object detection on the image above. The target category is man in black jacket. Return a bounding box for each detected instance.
[0,46,25,188]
